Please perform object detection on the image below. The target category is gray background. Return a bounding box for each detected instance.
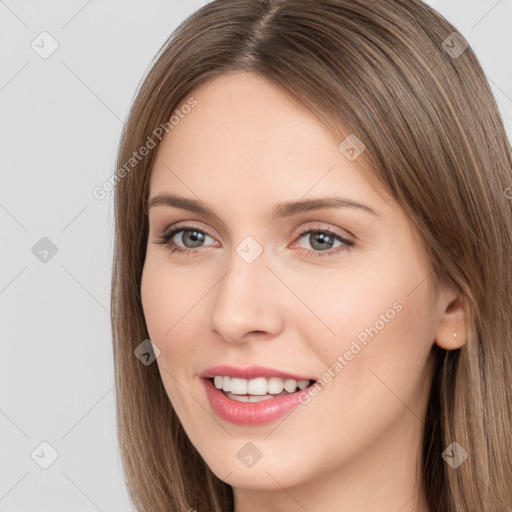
[1,1,511,511]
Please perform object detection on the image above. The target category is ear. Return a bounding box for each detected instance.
[434,285,467,350]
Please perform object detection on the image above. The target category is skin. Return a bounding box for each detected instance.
[140,71,467,512]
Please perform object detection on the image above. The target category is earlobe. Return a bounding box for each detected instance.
[434,290,467,350]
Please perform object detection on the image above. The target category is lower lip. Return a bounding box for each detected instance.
[201,378,310,425]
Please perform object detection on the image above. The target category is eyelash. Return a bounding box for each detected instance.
[153,223,354,258]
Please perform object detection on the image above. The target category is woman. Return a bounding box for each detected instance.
[111,1,512,510]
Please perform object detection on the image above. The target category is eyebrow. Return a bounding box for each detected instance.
[146,193,379,220]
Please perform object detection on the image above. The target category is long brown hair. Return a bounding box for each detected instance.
[111,1,512,510]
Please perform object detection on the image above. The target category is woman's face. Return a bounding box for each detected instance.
[141,72,457,506]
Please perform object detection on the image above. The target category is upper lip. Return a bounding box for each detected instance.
[199,365,317,382]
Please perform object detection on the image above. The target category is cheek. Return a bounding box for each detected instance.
[140,261,199,417]
[141,258,198,341]
[329,302,433,429]
[140,258,210,385]
[295,251,435,400]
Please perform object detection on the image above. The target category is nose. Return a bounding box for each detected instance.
[208,244,285,344]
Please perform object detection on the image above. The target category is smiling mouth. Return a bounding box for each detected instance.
[209,376,316,402]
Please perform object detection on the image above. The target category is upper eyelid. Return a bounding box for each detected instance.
[151,210,357,239]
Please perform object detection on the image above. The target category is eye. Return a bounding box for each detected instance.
[152,223,354,258]
[292,225,354,258]
[153,224,217,256]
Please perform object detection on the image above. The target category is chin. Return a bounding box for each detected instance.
[199,445,313,490]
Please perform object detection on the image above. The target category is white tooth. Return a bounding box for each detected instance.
[216,375,308,395]
[247,377,268,395]
[230,377,248,395]
[227,392,249,402]
[267,377,284,394]
[248,394,275,402]
[298,380,309,390]
[283,379,298,393]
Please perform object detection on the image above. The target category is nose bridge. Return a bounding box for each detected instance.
[208,234,283,342]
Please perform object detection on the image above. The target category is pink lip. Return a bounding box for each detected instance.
[198,364,316,381]
[201,377,312,425]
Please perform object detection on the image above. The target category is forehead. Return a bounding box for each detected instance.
[149,72,392,216]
